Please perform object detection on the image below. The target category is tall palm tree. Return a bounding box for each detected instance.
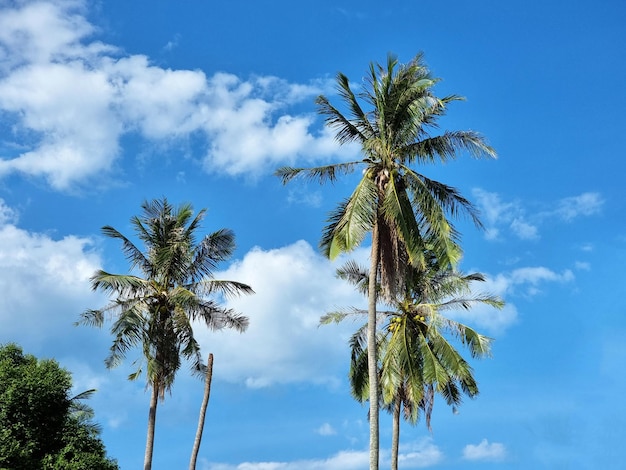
[323,258,502,470]
[78,198,253,470]
[277,53,496,469]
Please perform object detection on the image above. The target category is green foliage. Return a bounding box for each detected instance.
[331,259,503,429]
[78,197,253,397]
[281,53,496,470]
[277,53,496,293]
[78,197,253,469]
[0,343,118,470]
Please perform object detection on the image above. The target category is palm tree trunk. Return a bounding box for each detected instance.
[144,381,159,470]
[368,222,381,470]
[391,398,401,470]
[189,353,214,470]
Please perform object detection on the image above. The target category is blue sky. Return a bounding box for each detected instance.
[0,0,624,468]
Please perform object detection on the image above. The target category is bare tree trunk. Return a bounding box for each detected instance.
[144,381,159,470]
[391,398,401,470]
[368,223,380,470]
[189,353,214,470]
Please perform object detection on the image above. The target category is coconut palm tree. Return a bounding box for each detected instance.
[322,258,502,470]
[78,198,253,470]
[277,53,496,469]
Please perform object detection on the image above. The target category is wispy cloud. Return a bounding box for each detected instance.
[448,266,574,334]
[552,192,604,221]
[315,423,337,436]
[462,439,506,461]
[472,189,536,240]
[0,1,347,191]
[472,188,603,241]
[162,33,181,52]
[286,186,323,207]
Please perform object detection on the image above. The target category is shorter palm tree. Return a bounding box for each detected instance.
[322,258,502,469]
[78,198,253,470]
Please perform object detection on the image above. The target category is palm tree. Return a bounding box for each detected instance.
[78,198,253,470]
[277,53,496,469]
[322,258,502,470]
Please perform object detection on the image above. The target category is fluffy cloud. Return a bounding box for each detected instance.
[204,439,442,469]
[0,199,102,344]
[0,1,351,191]
[396,439,444,467]
[462,439,506,461]
[204,450,369,470]
[195,241,368,387]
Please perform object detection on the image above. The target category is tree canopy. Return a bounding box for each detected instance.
[0,343,118,470]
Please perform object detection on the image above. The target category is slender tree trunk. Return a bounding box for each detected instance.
[391,398,401,470]
[189,353,214,470]
[368,222,381,470]
[144,381,159,470]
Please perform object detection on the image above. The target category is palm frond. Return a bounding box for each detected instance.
[320,175,378,259]
[194,279,255,299]
[76,308,105,327]
[90,271,148,296]
[319,307,368,326]
[405,130,496,165]
[275,162,361,185]
[188,228,236,281]
[335,260,370,295]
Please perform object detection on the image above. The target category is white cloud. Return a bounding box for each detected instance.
[472,189,535,241]
[506,266,574,287]
[473,188,603,241]
[0,0,350,191]
[510,217,538,240]
[0,200,102,342]
[462,439,506,461]
[204,439,442,470]
[447,266,574,334]
[286,186,324,207]
[574,261,590,271]
[316,423,337,436]
[196,241,367,387]
[448,301,518,336]
[472,188,517,228]
[396,439,444,467]
[204,450,368,470]
[554,192,603,221]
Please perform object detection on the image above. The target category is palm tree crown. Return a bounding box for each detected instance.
[277,53,495,297]
[78,198,253,470]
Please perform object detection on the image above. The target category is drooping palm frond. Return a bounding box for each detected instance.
[406,130,496,165]
[335,260,369,296]
[100,225,151,274]
[89,271,149,296]
[320,176,378,259]
[188,229,236,280]
[274,161,361,185]
[193,279,255,299]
